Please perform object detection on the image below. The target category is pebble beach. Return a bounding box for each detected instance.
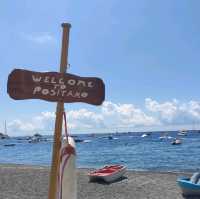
[0,164,199,199]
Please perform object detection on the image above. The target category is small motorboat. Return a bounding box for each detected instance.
[0,133,9,139]
[0,121,10,139]
[88,165,126,183]
[177,173,200,196]
[171,138,182,145]
[74,138,84,143]
[159,132,173,140]
[141,134,148,138]
[28,133,47,143]
[28,136,40,143]
[4,144,15,147]
[141,132,151,138]
[108,135,113,140]
[178,129,187,136]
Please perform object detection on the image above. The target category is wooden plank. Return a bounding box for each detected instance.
[7,69,105,105]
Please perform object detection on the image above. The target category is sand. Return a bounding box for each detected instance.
[0,164,198,199]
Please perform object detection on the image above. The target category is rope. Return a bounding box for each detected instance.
[63,111,69,143]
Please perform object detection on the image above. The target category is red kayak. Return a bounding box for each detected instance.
[88,165,126,183]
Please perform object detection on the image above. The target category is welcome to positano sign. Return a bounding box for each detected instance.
[7,69,105,105]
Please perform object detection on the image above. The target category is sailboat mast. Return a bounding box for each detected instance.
[4,121,7,135]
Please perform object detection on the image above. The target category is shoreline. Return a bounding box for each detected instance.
[0,164,196,199]
[0,163,196,174]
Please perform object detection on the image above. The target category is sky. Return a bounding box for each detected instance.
[1,0,200,136]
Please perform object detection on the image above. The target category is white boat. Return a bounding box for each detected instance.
[159,132,168,140]
[0,132,9,139]
[28,133,47,143]
[159,132,173,140]
[141,134,148,138]
[178,129,187,136]
[0,121,9,139]
[28,136,40,143]
[141,132,151,138]
[171,138,182,145]
[88,165,126,183]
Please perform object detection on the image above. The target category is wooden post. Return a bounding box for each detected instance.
[48,23,71,199]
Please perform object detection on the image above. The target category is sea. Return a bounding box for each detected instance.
[0,131,200,172]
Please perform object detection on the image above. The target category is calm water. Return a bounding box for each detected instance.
[0,131,200,172]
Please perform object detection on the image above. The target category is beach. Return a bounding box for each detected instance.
[0,164,198,199]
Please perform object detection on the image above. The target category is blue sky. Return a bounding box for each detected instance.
[1,0,200,136]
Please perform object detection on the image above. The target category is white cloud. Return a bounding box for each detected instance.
[145,98,200,125]
[145,98,178,122]
[8,119,36,132]
[102,101,118,115]
[8,111,56,136]
[21,32,55,44]
[102,101,158,127]
[67,109,105,131]
[6,99,200,136]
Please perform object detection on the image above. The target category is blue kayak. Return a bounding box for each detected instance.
[177,177,200,196]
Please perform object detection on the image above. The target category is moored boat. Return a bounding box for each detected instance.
[88,165,126,183]
[141,132,151,138]
[28,136,40,143]
[0,121,10,139]
[171,138,182,145]
[0,133,9,139]
[108,135,113,140]
[28,133,47,143]
[4,144,15,147]
[178,129,187,136]
[74,138,84,143]
[141,134,148,138]
[177,174,200,196]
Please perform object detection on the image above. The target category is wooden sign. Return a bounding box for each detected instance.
[7,69,105,105]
